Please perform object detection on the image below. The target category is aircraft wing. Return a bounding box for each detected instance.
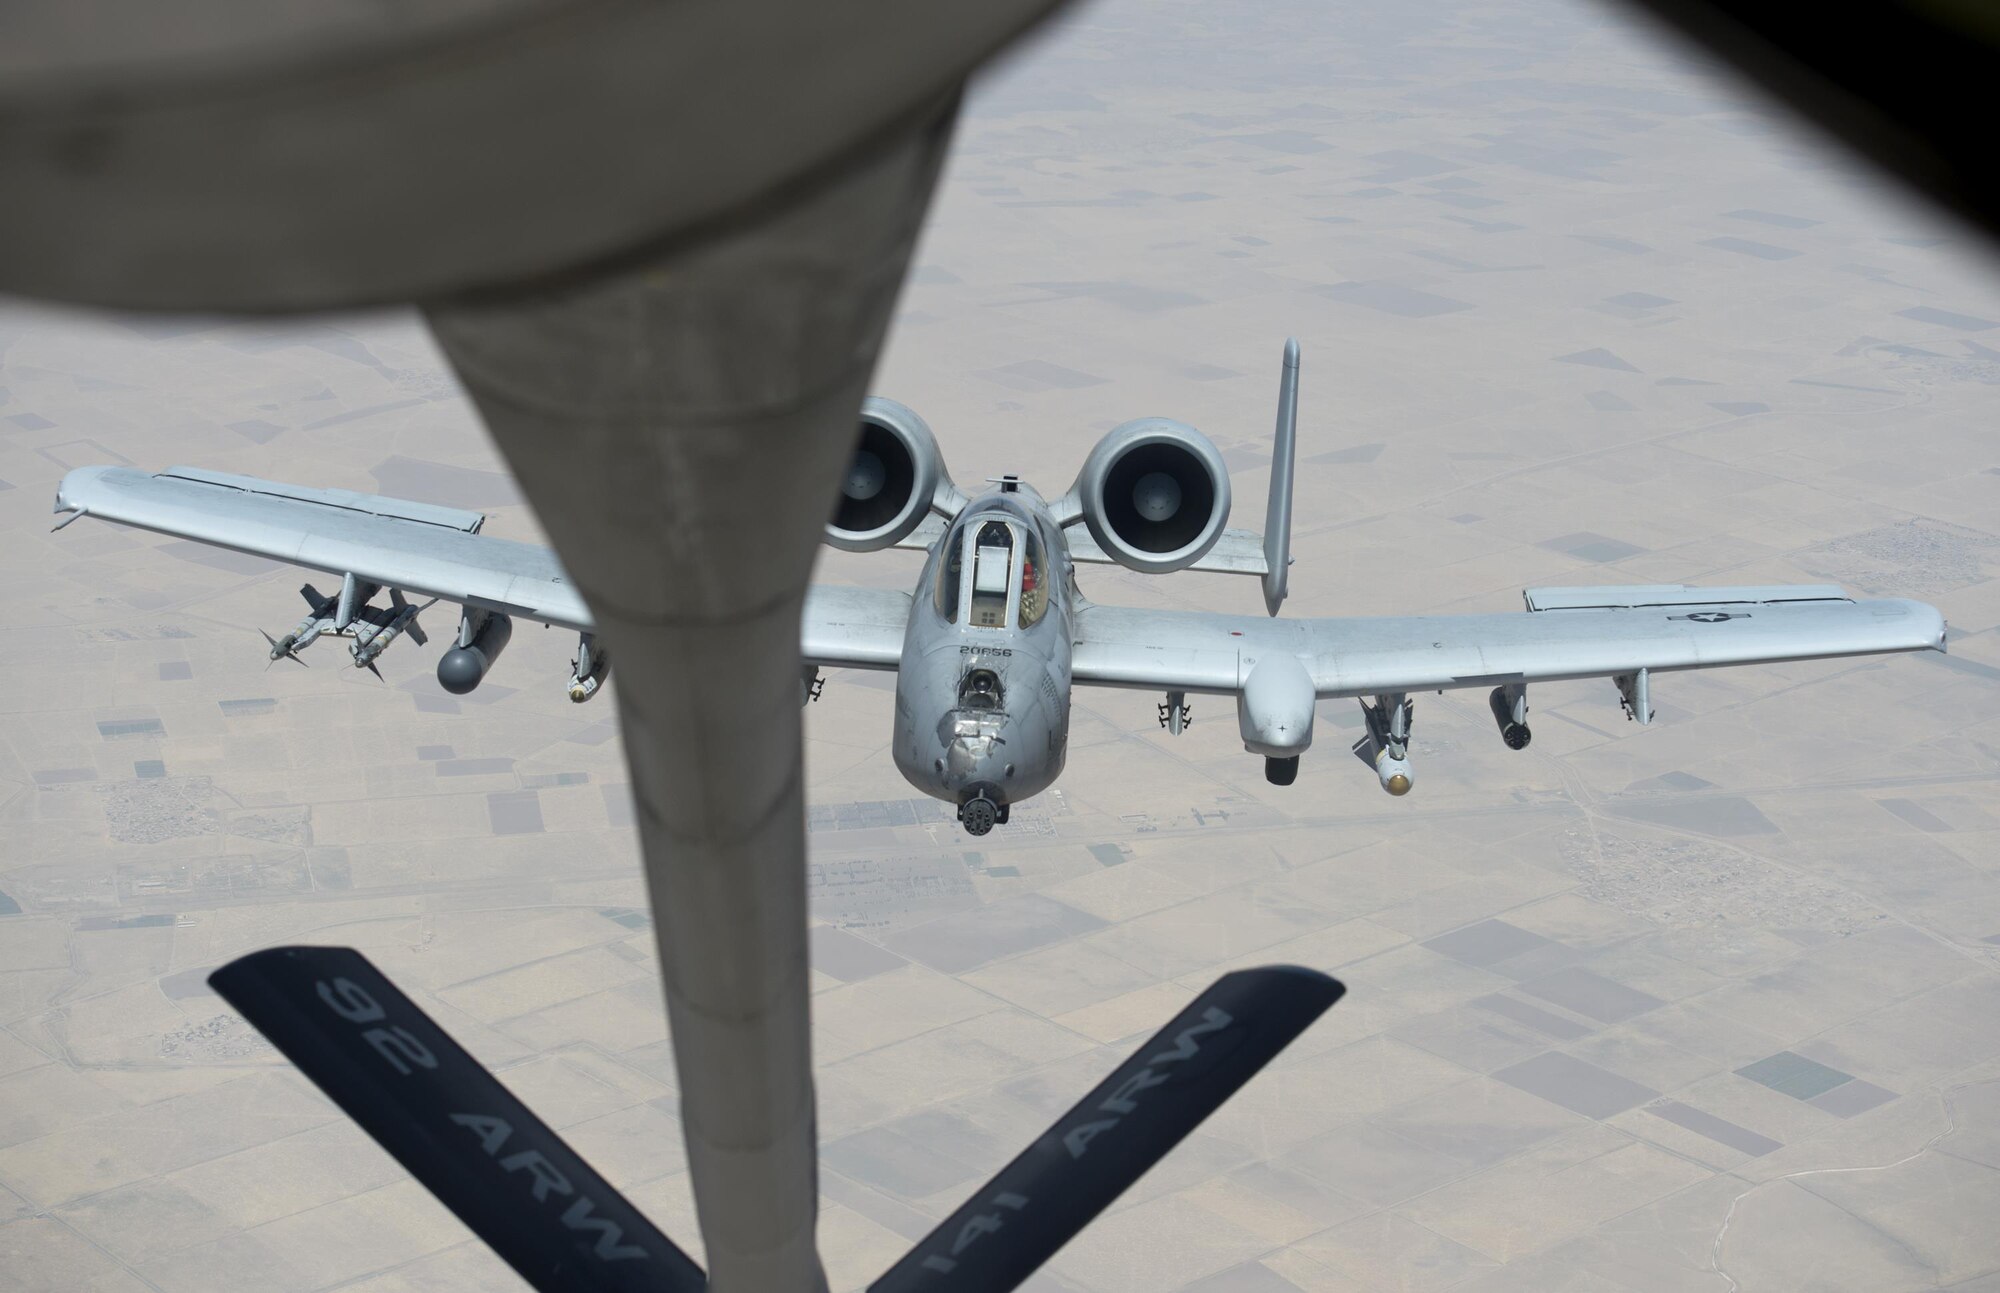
[58,464,914,672]
[56,465,592,630]
[802,586,911,671]
[1071,584,1946,698]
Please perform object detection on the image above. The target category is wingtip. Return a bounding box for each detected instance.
[1914,601,1949,653]
[1283,336,1300,367]
[53,464,124,518]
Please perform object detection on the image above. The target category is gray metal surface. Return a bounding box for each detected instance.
[0,0,1067,309]
[55,463,929,675]
[1069,594,1945,696]
[1523,583,1850,612]
[158,467,488,534]
[56,465,591,630]
[1063,524,1271,575]
[418,112,960,1293]
[889,487,1075,818]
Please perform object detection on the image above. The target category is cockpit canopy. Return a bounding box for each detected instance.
[933,513,1048,629]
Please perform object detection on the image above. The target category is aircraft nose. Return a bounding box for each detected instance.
[943,733,1005,781]
[937,713,1015,793]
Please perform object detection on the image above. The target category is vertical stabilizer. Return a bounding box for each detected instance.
[1261,338,1300,616]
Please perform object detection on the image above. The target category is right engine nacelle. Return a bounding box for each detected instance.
[1071,418,1232,573]
[824,397,952,552]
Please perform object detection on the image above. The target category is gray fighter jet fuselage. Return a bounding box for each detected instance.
[892,482,1074,834]
[54,338,1950,841]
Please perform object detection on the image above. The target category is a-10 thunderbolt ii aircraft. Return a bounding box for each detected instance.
[55,339,1946,835]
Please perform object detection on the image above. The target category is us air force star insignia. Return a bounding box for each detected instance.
[1674,611,1745,623]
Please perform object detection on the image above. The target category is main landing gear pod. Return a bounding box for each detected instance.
[1237,654,1315,785]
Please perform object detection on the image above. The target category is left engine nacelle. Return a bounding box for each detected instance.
[1070,418,1232,573]
[825,397,951,552]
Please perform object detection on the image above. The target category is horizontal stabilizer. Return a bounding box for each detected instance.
[905,511,1278,578]
[894,511,950,554]
[208,947,704,1293]
[870,965,1343,1293]
[1066,524,1271,575]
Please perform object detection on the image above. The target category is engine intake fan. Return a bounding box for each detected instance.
[1070,418,1231,573]
[826,397,952,552]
